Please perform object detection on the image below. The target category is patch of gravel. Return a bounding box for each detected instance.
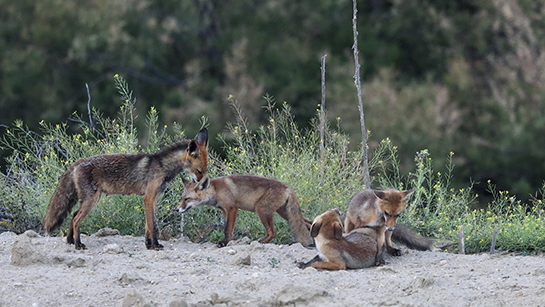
[1,230,544,306]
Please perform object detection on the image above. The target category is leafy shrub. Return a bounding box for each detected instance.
[1,76,544,253]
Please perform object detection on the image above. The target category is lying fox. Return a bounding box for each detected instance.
[43,128,209,250]
[344,189,432,260]
[299,208,378,270]
[177,175,313,247]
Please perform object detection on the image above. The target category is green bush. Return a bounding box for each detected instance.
[1,76,544,253]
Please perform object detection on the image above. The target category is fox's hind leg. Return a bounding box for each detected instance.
[68,191,101,250]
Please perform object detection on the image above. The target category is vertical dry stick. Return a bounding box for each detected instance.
[459,225,465,254]
[179,212,185,238]
[85,83,94,130]
[351,0,371,189]
[319,54,327,187]
[319,54,327,153]
[490,226,498,254]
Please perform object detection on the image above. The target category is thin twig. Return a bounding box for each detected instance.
[490,226,498,254]
[352,0,371,189]
[319,54,327,187]
[459,225,465,254]
[85,83,94,130]
[319,54,327,153]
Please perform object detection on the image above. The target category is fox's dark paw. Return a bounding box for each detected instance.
[375,259,387,266]
[216,241,227,248]
[388,247,402,256]
[296,261,309,269]
[75,243,86,250]
[146,242,164,250]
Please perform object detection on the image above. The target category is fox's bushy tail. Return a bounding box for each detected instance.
[286,191,313,247]
[43,165,79,232]
[392,224,433,251]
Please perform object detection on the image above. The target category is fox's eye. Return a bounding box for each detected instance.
[384,212,391,217]
[197,169,203,174]
[184,197,190,202]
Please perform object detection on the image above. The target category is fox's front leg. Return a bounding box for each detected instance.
[385,228,402,256]
[144,183,163,250]
[375,226,387,265]
[218,207,238,247]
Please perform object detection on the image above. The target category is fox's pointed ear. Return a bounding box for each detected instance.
[402,190,414,201]
[196,175,210,191]
[310,220,322,238]
[374,190,386,200]
[334,222,343,240]
[195,128,208,148]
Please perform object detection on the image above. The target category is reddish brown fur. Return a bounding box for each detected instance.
[43,128,208,250]
[301,208,378,270]
[344,189,431,260]
[177,175,313,247]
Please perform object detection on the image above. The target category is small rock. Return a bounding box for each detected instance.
[274,285,329,305]
[210,292,253,305]
[122,291,151,307]
[67,257,86,268]
[103,243,123,254]
[95,228,120,237]
[118,273,143,285]
[24,230,40,238]
[250,240,263,250]
[533,269,545,276]
[375,266,397,274]
[408,275,434,289]
[438,260,447,266]
[236,254,252,266]
[52,255,66,264]
[11,234,46,266]
[227,249,237,255]
[227,236,251,246]
[169,299,188,307]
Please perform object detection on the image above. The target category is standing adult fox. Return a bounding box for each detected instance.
[344,189,432,261]
[43,128,209,250]
[176,175,313,247]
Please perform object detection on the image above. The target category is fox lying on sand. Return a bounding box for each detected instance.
[298,208,378,270]
[176,175,313,247]
[43,128,209,250]
[344,189,432,261]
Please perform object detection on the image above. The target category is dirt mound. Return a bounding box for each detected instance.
[1,230,544,306]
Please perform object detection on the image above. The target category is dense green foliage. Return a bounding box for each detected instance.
[2,0,545,203]
[1,76,544,254]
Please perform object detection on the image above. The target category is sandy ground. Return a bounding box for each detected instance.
[1,230,545,307]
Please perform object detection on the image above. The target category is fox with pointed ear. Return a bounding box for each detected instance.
[176,174,313,247]
[344,189,433,262]
[43,128,209,251]
[298,208,378,270]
